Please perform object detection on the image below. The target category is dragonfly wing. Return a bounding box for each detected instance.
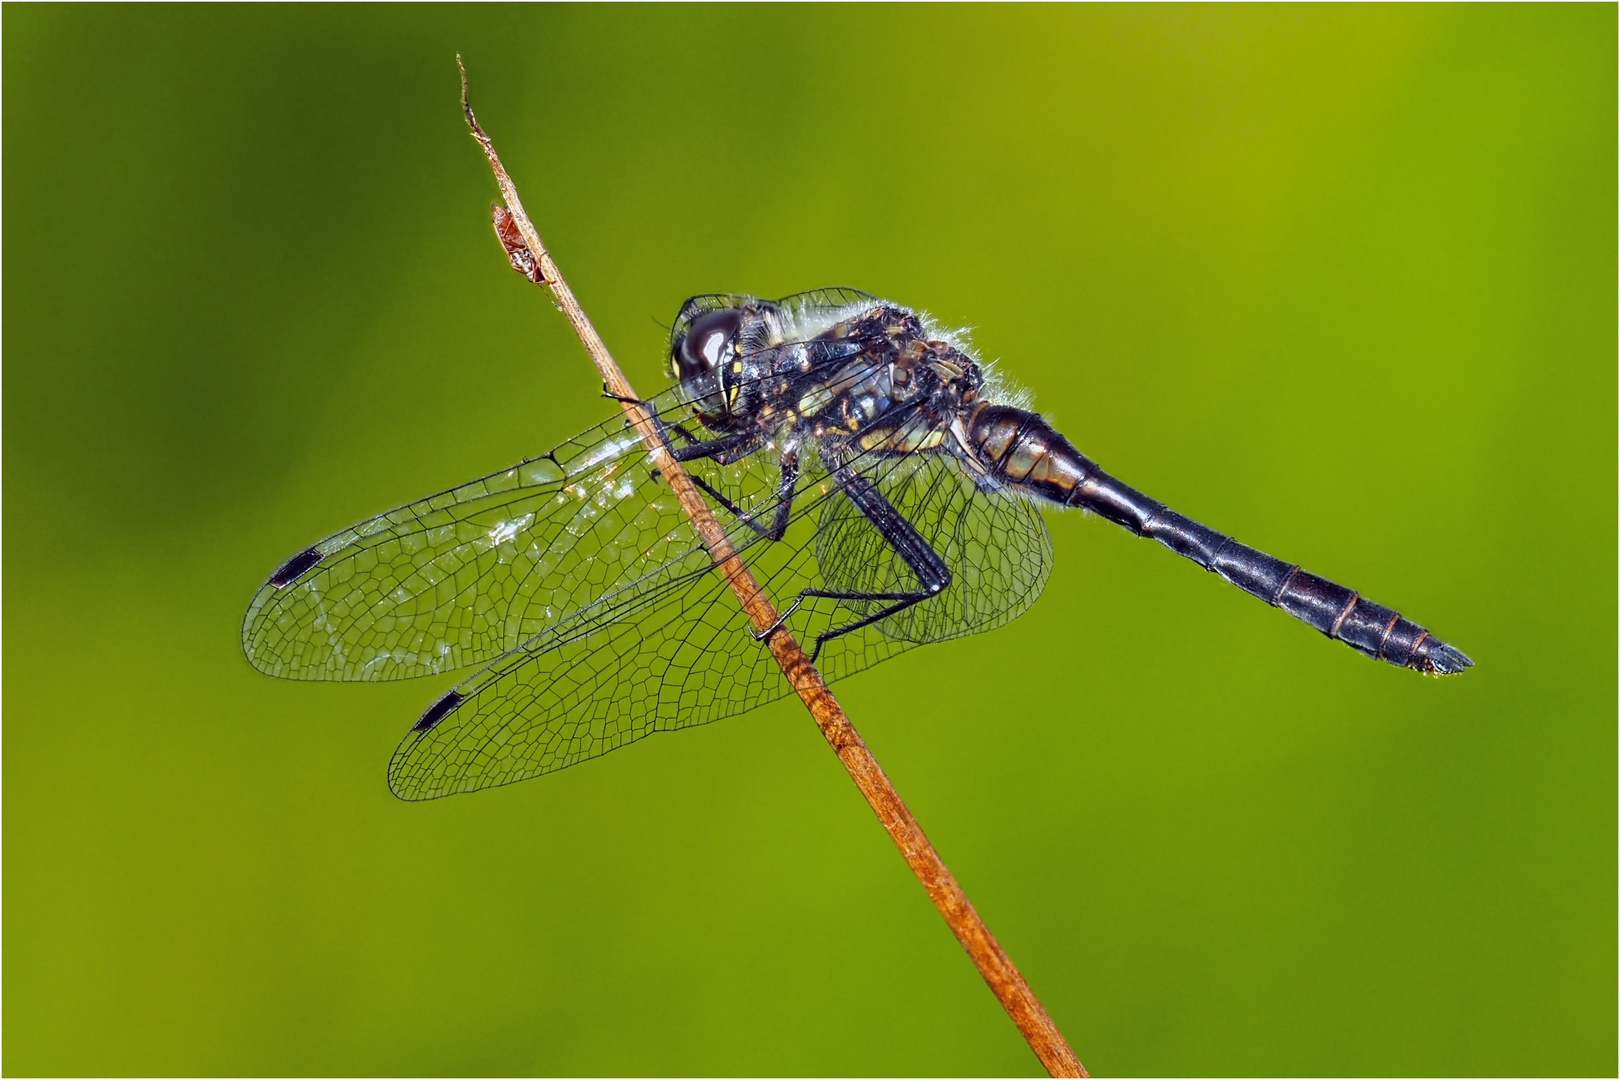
[241,390,785,682]
[772,287,879,320]
[383,443,1046,798]
[387,546,789,799]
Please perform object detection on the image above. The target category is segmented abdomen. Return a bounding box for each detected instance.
[964,404,1472,675]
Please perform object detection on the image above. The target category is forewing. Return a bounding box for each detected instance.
[242,391,784,682]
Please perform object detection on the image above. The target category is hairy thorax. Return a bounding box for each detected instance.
[703,304,988,464]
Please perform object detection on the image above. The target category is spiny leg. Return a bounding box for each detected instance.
[616,401,796,542]
[683,450,800,541]
[601,385,750,460]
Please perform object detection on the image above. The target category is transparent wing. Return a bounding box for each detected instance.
[387,541,779,798]
[670,288,876,344]
[243,297,888,686]
[241,388,787,682]
[773,287,879,320]
[387,438,1052,800]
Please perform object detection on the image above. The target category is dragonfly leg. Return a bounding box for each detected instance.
[762,450,800,540]
[690,451,799,541]
[601,385,749,460]
[669,430,757,464]
[751,592,805,642]
[779,458,951,661]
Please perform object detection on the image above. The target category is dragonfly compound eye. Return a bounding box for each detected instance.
[674,307,743,384]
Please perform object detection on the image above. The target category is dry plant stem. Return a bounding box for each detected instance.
[457,58,1085,1079]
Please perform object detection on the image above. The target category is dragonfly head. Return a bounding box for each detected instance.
[671,306,744,420]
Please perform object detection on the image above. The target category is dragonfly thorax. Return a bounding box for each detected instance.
[669,295,986,459]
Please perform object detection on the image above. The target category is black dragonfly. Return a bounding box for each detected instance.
[243,289,1472,800]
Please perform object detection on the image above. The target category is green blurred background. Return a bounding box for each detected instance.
[5,5,1614,1075]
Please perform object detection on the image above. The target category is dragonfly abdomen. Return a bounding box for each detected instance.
[965,403,1471,676]
[1132,506,1471,674]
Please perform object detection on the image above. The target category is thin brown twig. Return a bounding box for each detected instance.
[456,57,1086,1078]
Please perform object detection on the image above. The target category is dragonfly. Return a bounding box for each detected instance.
[243,288,1472,800]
